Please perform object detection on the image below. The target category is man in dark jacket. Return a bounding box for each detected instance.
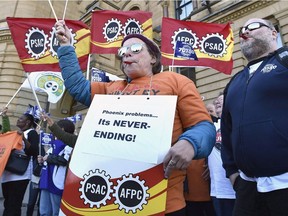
[221,18,288,215]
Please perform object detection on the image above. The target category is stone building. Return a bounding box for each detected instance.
[1,0,288,129]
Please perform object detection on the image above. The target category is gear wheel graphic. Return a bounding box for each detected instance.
[103,18,122,42]
[171,28,199,50]
[25,27,48,59]
[122,18,143,37]
[113,173,149,213]
[79,169,113,208]
[199,33,227,57]
[48,26,76,58]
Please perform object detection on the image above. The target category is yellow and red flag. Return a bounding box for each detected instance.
[161,17,234,75]
[6,17,90,72]
[90,10,152,54]
[0,131,23,176]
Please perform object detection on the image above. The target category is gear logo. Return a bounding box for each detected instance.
[79,169,113,208]
[122,18,143,37]
[113,174,149,213]
[48,27,76,58]
[199,33,227,57]
[172,28,199,50]
[103,18,122,42]
[25,27,48,59]
[42,133,52,145]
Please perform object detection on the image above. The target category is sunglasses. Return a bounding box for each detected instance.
[118,43,144,57]
[239,22,271,36]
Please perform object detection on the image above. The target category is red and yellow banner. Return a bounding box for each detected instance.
[161,17,234,75]
[6,17,90,72]
[60,165,167,215]
[90,10,152,54]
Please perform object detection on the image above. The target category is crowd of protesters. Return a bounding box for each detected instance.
[1,17,288,216]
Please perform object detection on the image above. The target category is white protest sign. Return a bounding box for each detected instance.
[79,95,176,164]
[60,95,177,215]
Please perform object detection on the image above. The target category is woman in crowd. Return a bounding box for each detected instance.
[54,20,215,215]
[1,111,39,216]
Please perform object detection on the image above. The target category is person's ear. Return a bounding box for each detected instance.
[272,29,278,40]
[151,56,156,65]
[26,120,31,126]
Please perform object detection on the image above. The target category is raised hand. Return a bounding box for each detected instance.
[55,20,71,46]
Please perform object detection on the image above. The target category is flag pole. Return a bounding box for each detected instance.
[62,0,68,20]
[48,0,59,22]
[2,85,22,109]
[36,120,43,156]
[86,54,91,80]
[39,130,42,156]
[26,73,43,111]
[170,43,177,72]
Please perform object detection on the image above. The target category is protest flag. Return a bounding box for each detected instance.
[174,40,198,61]
[21,72,65,103]
[25,104,42,120]
[40,131,54,146]
[161,17,234,75]
[91,67,123,82]
[91,68,110,82]
[90,10,152,54]
[64,113,82,123]
[6,17,90,72]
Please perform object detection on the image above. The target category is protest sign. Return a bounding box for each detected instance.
[60,95,177,215]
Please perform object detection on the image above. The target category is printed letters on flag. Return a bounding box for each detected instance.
[21,72,65,103]
[174,41,198,60]
[40,131,54,146]
[90,10,152,54]
[161,17,234,75]
[91,67,123,82]
[6,17,90,72]
[91,68,110,82]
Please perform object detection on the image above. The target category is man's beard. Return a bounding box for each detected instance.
[241,37,271,61]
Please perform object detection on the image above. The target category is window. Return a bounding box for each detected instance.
[177,67,196,84]
[130,6,140,11]
[175,0,195,20]
[275,25,283,48]
[277,32,283,48]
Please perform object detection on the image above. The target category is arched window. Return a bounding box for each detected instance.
[130,6,140,11]
[175,0,196,20]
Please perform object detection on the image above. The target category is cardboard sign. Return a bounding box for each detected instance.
[60,95,177,215]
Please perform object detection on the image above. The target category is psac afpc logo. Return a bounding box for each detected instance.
[172,28,228,58]
[24,27,76,59]
[103,18,143,42]
[79,169,149,213]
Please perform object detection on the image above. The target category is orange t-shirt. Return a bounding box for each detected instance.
[0,131,23,176]
[91,71,212,213]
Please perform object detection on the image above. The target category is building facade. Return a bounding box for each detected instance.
[1,0,288,128]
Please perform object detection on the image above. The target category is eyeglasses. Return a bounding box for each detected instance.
[239,22,271,35]
[118,43,144,57]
